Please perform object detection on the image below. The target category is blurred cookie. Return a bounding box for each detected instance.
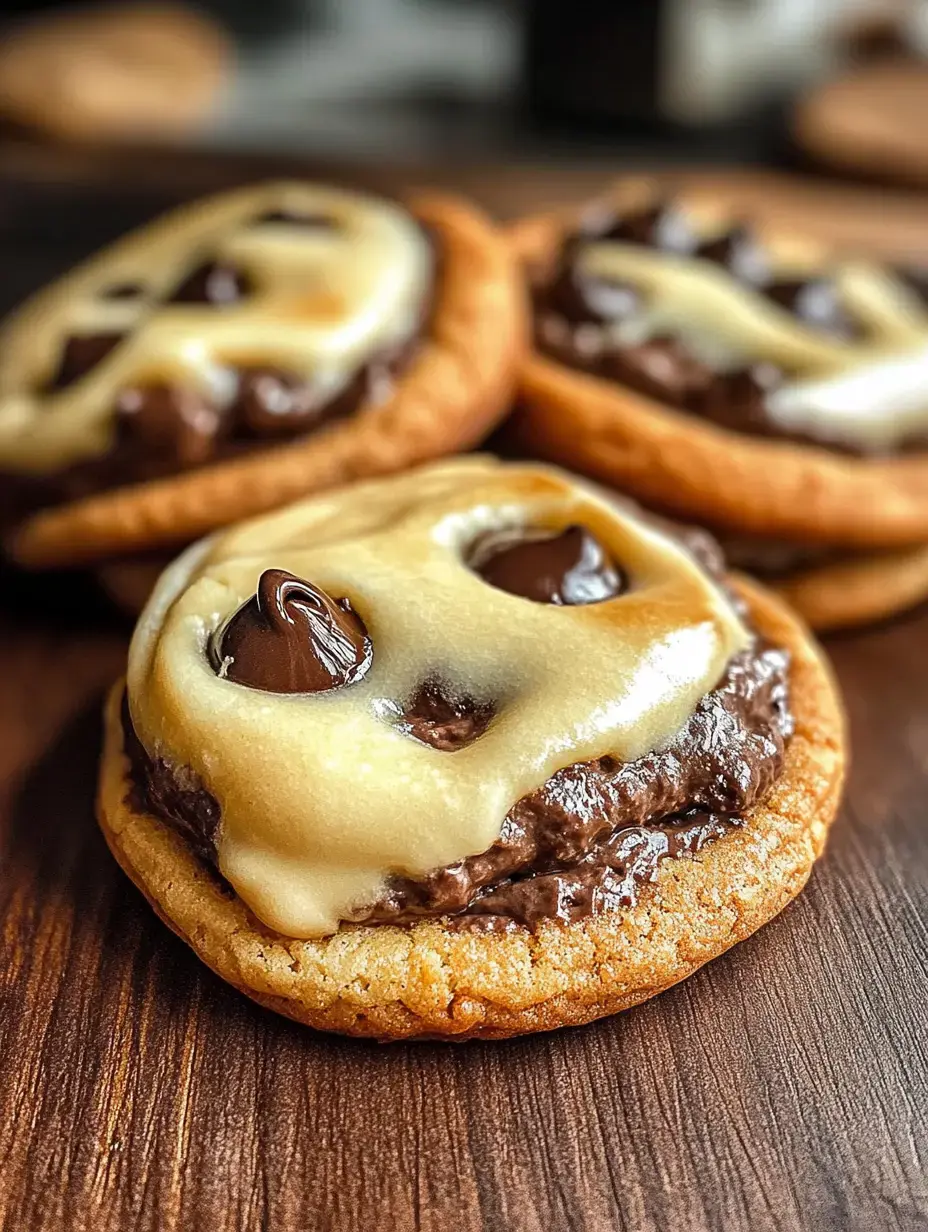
[773,543,928,632]
[509,179,928,629]
[795,60,928,186]
[0,2,231,143]
[1,182,525,567]
[98,459,844,1039]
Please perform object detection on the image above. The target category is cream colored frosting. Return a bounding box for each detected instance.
[575,215,928,450]
[0,182,431,473]
[127,458,750,938]
[766,345,928,453]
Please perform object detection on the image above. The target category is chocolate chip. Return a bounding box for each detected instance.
[399,679,494,751]
[210,569,372,694]
[687,361,786,434]
[254,209,340,229]
[115,384,224,467]
[696,225,770,286]
[100,281,145,300]
[540,260,643,326]
[587,202,697,255]
[471,525,625,605]
[233,368,327,437]
[606,335,715,406]
[764,277,858,338]
[48,331,125,390]
[895,264,928,305]
[168,260,252,306]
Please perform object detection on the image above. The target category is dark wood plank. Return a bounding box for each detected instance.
[0,158,926,1231]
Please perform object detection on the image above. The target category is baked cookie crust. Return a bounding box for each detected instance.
[97,576,845,1041]
[10,192,526,569]
[773,543,928,632]
[509,191,928,551]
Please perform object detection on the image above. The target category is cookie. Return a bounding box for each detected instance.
[773,543,928,632]
[0,2,230,143]
[97,458,845,1040]
[509,179,928,627]
[3,183,525,569]
[795,60,928,187]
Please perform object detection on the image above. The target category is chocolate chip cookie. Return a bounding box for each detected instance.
[509,179,928,629]
[3,182,525,569]
[98,458,845,1039]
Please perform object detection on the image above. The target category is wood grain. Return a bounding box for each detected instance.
[0,155,926,1231]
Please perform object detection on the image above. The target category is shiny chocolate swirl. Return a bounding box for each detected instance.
[209,568,373,694]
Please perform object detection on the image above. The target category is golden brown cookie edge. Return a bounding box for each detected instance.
[774,543,928,632]
[96,575,846,1041]
[10,191,527,569]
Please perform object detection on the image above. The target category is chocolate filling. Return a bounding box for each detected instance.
[1,220,435,525]
[716,534,853,579]
[533,203,928,456]
[122,517,793,933]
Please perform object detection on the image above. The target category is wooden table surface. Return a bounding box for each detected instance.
[0,149,926,1232]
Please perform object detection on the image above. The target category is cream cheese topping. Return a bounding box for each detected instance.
[766,345,928,453]
[0,182,432,473]
[127,459,751,938]
[574,219,928,451]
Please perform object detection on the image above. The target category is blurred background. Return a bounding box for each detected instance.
[1,0,928,171]
[2,0,928,319]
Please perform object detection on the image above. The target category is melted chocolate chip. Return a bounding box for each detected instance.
[764,277,857,338]
[168,260,253,306]
[122,694,221,864]
[254,209,340,228]
[586,202,696,255]
[211,569,372,694]
[606,335,715,405]
[696,225,770,285]
[540,259,643,326]
[233,368,327,437]
[399,680,494,751]
[115,384,224,467]
[472,525,625,605]
[687,361,786,434]
[48,331,125,390]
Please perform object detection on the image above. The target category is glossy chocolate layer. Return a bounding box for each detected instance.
[209,569,373,694]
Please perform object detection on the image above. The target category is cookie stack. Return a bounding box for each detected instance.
[0,178,875,1039]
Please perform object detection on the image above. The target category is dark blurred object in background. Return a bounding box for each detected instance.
[0,0,300,41]
[524,0,925,133]
[0,3,232,143]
